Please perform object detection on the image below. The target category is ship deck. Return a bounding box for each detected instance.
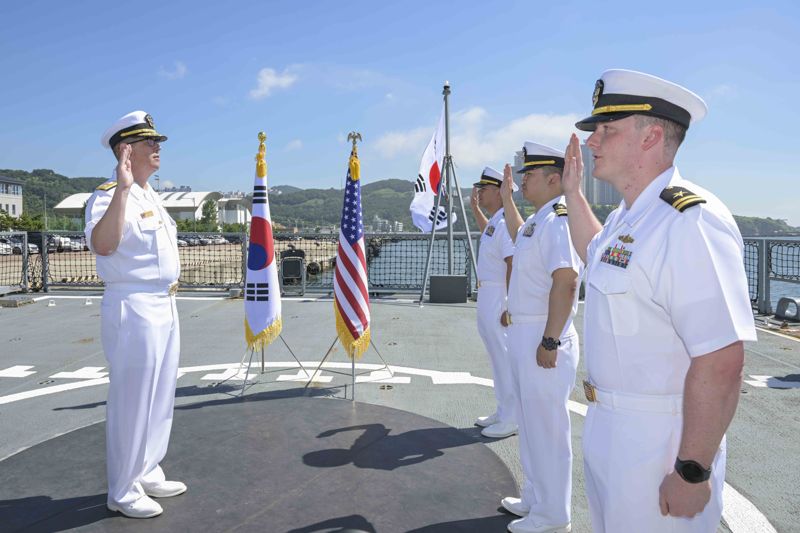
[0,293,797,532]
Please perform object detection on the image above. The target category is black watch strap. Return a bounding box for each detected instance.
[674,457,712,483]
[541,336,561,351]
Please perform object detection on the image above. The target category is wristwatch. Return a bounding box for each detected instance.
[540,336,561,351]
[674,457,712,483]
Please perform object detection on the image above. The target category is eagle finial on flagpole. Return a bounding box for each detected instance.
[347,132,362,181]
[347,131,362,156]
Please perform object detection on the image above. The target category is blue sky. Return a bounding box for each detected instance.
[1,0,799,224]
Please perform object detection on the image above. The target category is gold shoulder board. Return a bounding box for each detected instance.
[660,186,706,212]
[552,202,568,217]
[96,181,117,191]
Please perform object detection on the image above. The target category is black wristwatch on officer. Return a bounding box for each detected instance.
[540,336,561,351]
[674,457,712,483]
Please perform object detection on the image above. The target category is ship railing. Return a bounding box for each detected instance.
[743,237,800,314]
[4,231,479,295]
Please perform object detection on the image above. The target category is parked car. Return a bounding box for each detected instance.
[0,237,38,255]
[177,239,188,247]
[0,242,11,255]
[68,240,83,252]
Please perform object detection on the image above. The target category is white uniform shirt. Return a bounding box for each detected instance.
[85,176,180,285]
[584,167,757,395]
[507,196,582,332]
[477,208,515,284]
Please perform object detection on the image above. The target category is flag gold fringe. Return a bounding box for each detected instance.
[349,153,360,181]
[334,302,370,359]
[245,317,282,351]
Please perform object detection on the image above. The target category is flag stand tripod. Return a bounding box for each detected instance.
[218,334,309,397]
[418,81,479,305]
[302,337,394,401]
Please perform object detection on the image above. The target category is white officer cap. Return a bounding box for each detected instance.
[575,69,707,131]
[101,110,168,149]
[517,141,565,174]
[474,166,518,191]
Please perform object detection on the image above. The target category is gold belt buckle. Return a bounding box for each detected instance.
[583,380,597,403]
[507,312,512,325]
[168,282,179,296]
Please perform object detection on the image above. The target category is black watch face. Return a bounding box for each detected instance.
[680,461,706,482]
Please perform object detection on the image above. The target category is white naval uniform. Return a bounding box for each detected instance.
[582,167,757,533]
[85,176,181,507]
[506,196,582,526]
[476,208,516,425]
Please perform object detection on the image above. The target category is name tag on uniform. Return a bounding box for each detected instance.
[485,225,495,236]
[140,211,154,219]
[523,223,536,237]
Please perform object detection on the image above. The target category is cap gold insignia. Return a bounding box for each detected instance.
[140,210,154,219]
[145,114,155,129]
[618,234,634,244]
[593,79,604,107]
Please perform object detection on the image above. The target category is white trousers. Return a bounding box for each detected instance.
[583,401,726,533]
[508,319,578,526]
[476,285,516,423]
[101,286,180,506]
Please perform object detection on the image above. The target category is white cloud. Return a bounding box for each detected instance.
[162,180,175,189]
[285,139,303,151]
[249,67,298,99]
[158,61,188,80]
[374,127,432,158]
[374,107,581,166]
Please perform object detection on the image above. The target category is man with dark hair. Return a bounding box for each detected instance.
[470,166,518,439]
[86,111,185,519]
[562,69,757,532]
[499,142,582,533]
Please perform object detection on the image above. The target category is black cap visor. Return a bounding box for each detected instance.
[575,112,635,132]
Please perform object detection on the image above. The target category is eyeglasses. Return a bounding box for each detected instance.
[128,138,161,148]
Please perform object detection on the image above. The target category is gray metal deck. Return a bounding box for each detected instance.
[0,294,797,532]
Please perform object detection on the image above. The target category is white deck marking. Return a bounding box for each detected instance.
[0,377,109,405]
[723,483,778,533]
[744,375,800,389]
[276,370,328,382]
[50,367,108,380]
[355,370,411,384]
[0,365,36,378]
[0,359,778,532]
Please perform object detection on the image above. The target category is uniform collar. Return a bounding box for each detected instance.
[534,194,565,223]
[488,207,505,225]
[619,166,677,226]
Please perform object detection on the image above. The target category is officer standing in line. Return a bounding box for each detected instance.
[561,70,757,532]
[498,142,582,533]
[470,166,518,439]
[85,111,186,519]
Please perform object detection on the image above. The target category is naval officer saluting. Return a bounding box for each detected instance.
[498,142,582,533]
[562,70,757,531]
[470,166,518,439]
[85,111,186,518]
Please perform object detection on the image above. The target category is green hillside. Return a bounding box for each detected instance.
[2,168,797,236]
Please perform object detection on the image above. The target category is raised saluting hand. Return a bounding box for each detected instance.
[115,143,134,190]
[561,133,583,195]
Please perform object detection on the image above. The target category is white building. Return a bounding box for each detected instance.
[0,176,23,218]
[54,190,250,228]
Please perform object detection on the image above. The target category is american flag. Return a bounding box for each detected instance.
[333,150,371,358]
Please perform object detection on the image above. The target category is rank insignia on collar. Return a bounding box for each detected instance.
[96,181,117,191]
[600,243,632,269]
[145,114,155,128]
[618,234,634,244]
[485,225,495,236]
[660,186,706,212]
[523,223,536,237]
[552,203,568,217]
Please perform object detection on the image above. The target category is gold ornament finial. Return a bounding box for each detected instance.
[256,131,267,178]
